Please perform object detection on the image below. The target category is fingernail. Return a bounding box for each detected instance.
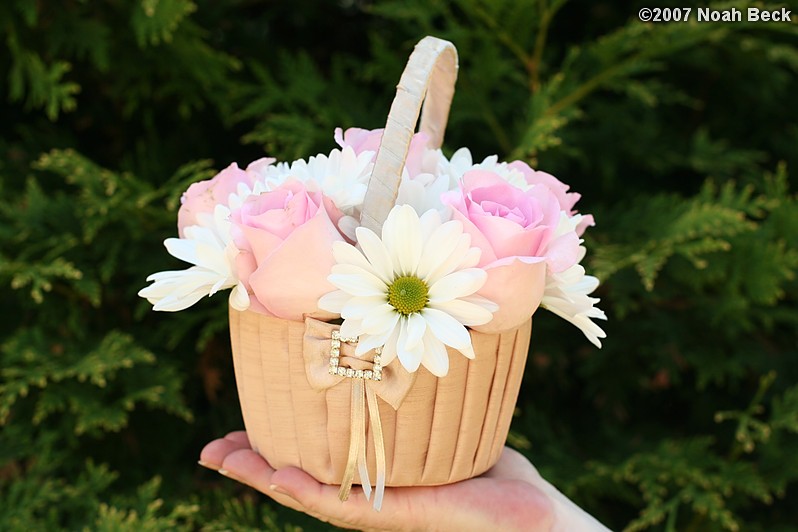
[270,483,291,497]
[218,468,230,477]
[198,460,220,471]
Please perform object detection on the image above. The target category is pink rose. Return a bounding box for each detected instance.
[231,181,344,321]
[177,159,275,237]
[442,171,581,333]
[334,127,432,177]
[507,161,595,236]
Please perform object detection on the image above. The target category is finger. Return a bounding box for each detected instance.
[271,467,425,531]
[200,437,335,525]
[219,447,277,492]
[223,431,250,445]
[199,436,252,470]
[270,466,366,513]
[218,449,330,520]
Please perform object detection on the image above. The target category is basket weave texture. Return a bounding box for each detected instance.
[228,36,534,490]
[230,309,531,486]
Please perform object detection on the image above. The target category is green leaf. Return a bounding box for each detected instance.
[131,0,197,47]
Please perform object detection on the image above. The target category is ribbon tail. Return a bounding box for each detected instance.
[338,379,365,503]
[358,425,372,501]
[366,383,386,511]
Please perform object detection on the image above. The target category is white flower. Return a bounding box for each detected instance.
[438,147,528,189]
[226,179,269,212]
[279,146,374,215]
[259,160,293,186]
[138,205,249,312]
[318,205,497,377]
[540,246,607,347]
[395,171,451,216]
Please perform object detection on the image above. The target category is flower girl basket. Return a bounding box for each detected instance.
[228,36,532,508]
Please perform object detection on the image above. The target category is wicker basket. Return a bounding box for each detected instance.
[228,36,533,504]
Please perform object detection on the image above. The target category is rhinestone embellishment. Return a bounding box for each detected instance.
[328,330,383,381]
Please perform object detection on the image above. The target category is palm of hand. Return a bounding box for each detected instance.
[200,431,554,532]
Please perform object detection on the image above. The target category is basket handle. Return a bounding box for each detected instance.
[359,36,459,234]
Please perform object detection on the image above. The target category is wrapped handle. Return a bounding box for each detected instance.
[359,36,459,234]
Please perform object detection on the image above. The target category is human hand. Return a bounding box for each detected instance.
[199,431,606,531]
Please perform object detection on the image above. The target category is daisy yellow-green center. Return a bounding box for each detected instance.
[387,275,429,315]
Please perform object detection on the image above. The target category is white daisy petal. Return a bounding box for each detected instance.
[396,318,423,373]
[383,205,422,275]
[318,290,351,313]
[421,330,449,377]
[356,227,395,282]
[340,318,363,339]
[423,234,474,284]
[403,344,424,372]
[458,294,499,313]
[341,295,389,320]
[417,220,463,280]
[418,209,442,242]
[209,276,227,296]
[229,282,251,311]
[457,246,482,270]
[164,238,199,265]
[379,323,400,365]
[541,262,607,348]
[458,343,476,360]
[152,289,208,312]
[545,303,607,347]
[396,332,424,373]
[430,298,494,326]
[140,210,242,312]
[328,273,386,297]
[404,313,427,351]
[422,308,472,351]
[355,325,396,356]
[332,241,375,273]
[330,263,385,279]
[362,304,400,335]
[428,269,487,302]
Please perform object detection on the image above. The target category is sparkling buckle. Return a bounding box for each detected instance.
[328,330,382,381]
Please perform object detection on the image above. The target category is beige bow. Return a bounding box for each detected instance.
[302,318,417,510]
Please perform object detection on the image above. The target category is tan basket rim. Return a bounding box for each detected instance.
[359,36,458,234]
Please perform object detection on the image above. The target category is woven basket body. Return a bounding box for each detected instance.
[230,308,531,486]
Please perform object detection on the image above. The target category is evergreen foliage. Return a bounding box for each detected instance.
[1,1,797,530]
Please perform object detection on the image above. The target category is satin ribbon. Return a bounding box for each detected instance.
[302,318,415,511]
[337,378,386,510]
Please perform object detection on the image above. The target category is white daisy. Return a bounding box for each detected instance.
[138,204,249,312]
[438,147,528,190]
[278,146,374,215]
[395,171,452,216]
[226,179,269,212]
[318,205,497,377]
[540,246,607,347]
